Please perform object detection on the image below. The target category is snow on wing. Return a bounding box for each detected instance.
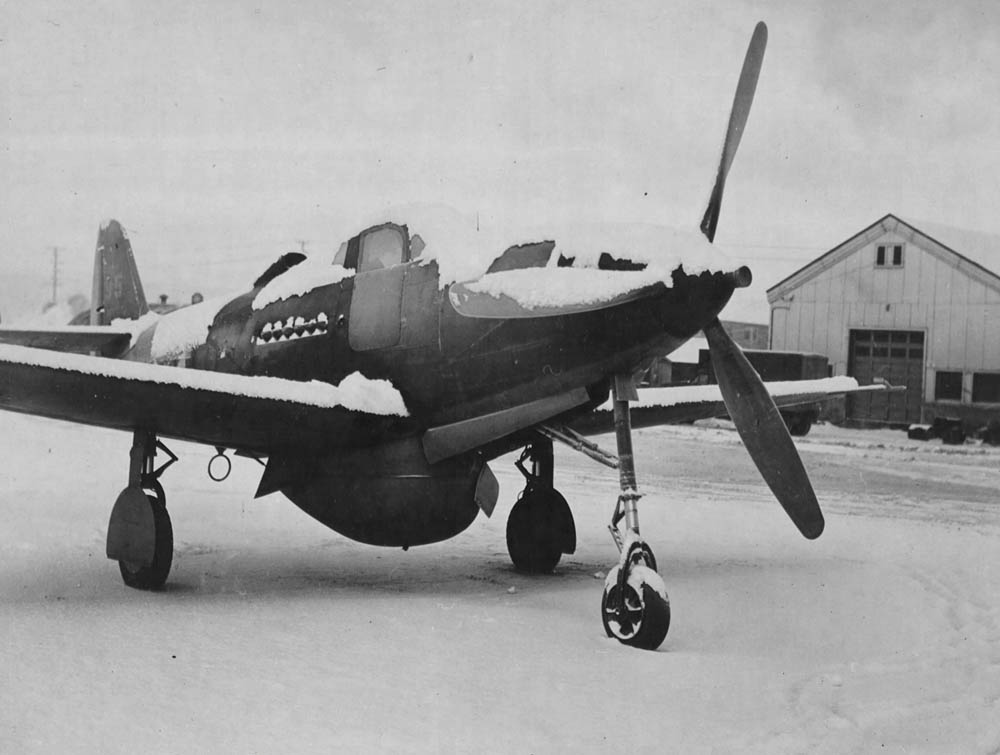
[0,344,412,454]
[571,377,894,434]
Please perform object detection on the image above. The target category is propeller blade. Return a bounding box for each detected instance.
[700,21,768,243]
[703,317,824,539]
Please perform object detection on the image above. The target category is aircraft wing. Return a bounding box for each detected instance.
[569,376,898,434]
[0,344,412,453]
[0,326,134,357]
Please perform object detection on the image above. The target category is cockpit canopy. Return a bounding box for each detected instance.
[335,223,425,273]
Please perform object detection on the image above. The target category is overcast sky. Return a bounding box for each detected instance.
[2,0,999,323]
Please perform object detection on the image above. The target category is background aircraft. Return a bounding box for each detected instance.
[0,23,889,650]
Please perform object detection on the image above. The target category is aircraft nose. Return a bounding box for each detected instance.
[733,266,752,288]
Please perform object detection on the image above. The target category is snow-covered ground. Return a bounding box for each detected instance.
[2,413,999,753]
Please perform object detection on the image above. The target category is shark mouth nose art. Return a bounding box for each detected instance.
[254,312,329,344]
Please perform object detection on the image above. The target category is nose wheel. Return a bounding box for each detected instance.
[601,374,671,650]
[601,535,670,649]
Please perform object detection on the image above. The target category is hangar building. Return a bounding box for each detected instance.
[766,214,1000,428]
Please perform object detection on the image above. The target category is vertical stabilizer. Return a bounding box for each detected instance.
[91,220,149,325]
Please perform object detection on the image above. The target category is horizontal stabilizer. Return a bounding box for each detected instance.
[0,326,133,357]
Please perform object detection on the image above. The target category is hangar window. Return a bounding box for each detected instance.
[972,373,1000,403]
[875,244,904,267]
[934,371,963,401]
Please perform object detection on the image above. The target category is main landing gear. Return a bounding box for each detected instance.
[506,438,576,573]
[512,375,671,650]
[106,430,176,590]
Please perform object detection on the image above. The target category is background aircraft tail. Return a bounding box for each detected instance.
[91,220,149,325]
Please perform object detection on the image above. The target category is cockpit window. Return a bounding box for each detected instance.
[359,226,406,272]
[410,233,426,258]
[333,241,348,267]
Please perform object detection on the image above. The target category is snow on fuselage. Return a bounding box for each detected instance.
[115,221,745,434]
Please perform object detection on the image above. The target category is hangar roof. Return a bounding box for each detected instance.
[766,214,1000,302]
[906,219,1000,277]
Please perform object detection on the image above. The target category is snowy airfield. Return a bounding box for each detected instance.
[2,412,999,754]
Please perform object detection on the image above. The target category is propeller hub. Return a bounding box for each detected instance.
[732,266,752,288]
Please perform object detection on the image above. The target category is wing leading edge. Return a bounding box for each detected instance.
[0,344,413,454]
[570,376,899,434]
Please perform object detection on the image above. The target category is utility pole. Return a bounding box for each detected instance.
[295,239,309,255]
[50,246,61,305]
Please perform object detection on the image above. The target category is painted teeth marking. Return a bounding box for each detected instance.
[255,312,331,345]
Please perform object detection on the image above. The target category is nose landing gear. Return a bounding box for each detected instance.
[512,375,671,649]
[599,375,671,650]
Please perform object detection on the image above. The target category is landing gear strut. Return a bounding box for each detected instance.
[600,374,671,650]
[106,430,176,590]
[506,437,576,573]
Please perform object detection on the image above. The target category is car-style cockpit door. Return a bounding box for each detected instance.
[347,223,408,351]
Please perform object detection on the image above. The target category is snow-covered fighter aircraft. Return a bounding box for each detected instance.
[0,23,890,650]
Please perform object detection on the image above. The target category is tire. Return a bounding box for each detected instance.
[601,578,670,651]
[784,412,813,437]
[506,489,571,574]
[119,482,173,591]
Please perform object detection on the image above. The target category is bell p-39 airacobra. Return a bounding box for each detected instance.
[0,23,890,650]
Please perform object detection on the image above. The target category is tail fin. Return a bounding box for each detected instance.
[91,220,149,325]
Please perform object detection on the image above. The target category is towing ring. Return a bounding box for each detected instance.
[208,449,232,482]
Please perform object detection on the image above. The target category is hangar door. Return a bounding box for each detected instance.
[847,329,924,425]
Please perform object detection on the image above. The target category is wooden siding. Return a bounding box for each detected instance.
[769,219,1000,412]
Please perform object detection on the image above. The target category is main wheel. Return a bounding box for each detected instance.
[506,488,573,574]
[119,480,173,591]
[601,566,670,650]
[781,411,813,436]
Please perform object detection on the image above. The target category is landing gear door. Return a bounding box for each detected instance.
[347,224,408,351]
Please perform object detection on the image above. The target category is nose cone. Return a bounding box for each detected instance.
[652,267,743,340]
[733,266,752,288]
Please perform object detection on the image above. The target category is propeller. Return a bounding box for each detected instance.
[699,22,825,539]
[704,319,824,538]
[701,21,768,244]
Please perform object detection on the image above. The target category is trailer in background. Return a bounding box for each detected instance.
[697,349,832,435]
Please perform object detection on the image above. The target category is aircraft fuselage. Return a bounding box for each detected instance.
[175,252,740,452]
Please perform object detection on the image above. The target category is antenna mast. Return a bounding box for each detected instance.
[50,246,61,305]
